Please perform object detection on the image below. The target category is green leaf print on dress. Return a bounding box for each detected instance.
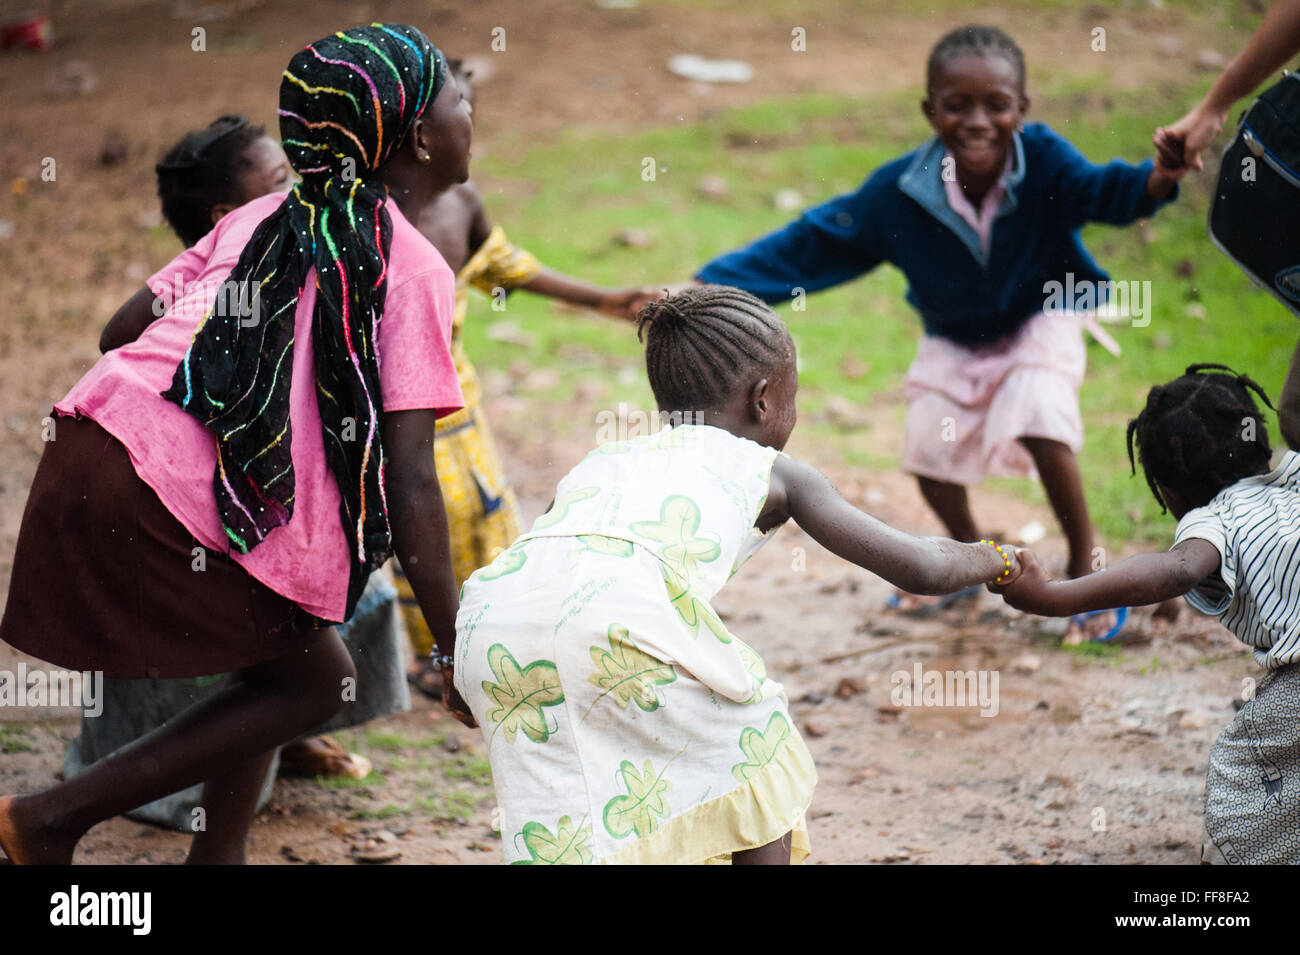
[481,644,565,744]
[532,486,599,530]
[733,637,767,704]
[509,815,593,865]
[629,494,721,577]
[577,535,634,558]
[660,563,731,643]
[731,711,792,783]
[733,638,767,683]
[603,759,672,840]
[587,623,677,714]
[475,542,528,582]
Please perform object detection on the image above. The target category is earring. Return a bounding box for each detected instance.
[419,153,432,165]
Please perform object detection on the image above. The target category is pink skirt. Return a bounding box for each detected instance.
[901,310,1086,486]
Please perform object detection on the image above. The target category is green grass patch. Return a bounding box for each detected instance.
[316,769,386,790]
[415,791,487,823]
[1061,640,1125,662]
[0,726,36,754]
[363,729,448,752]
[350,804,413,821]
[442,752,493,787]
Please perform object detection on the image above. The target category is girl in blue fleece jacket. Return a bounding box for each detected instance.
[694,25,1183,636]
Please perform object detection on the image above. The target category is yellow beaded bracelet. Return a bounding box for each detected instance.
[980,539,1015,584]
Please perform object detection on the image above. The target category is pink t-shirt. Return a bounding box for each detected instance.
[57,191,464,621]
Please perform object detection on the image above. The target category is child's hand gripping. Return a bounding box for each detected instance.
[436,662,478,728]
[987,547,1057,615]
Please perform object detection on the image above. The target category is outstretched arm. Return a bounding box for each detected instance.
[1155,0,1300,173]
[997,540,1221,616]
[521,269,654,322]
[765,455,1015,594]
[695,189,883,305]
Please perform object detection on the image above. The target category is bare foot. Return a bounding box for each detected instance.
[888,591,946,612]
[1063,610,1122,645]
[886,584,981,617]
[0,794,79,865]
[278,736,371,780]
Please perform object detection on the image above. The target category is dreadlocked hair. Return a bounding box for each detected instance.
[156,117,266,247]
[926,24,1026,95]
[1126,364,1276,513]
[637,284,793,412]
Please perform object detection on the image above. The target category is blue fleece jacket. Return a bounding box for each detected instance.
[696,123,1177,346]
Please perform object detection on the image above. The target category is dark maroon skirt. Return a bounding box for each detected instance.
[0,414,317,679]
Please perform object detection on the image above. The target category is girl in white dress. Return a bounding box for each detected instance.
[454,285,1024,864]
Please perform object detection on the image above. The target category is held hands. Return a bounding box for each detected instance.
[621,281,704,323]
[599,286,667,323]
[1153,102,1227,176]
[987,547,1057,615]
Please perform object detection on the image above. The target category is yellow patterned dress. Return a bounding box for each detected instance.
[454,425,817,865]
[393,226,541,655]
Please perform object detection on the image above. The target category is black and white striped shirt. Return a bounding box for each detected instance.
[1174,451,1300,670]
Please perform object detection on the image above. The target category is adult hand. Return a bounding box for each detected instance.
[1153,102,1227,175]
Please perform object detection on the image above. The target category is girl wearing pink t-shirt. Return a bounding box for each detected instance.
[0,24,474,865]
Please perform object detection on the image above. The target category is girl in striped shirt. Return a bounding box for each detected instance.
[998,364,1300,864]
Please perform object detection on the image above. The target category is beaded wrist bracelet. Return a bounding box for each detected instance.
[980,539,1016,585]
[430,653,455,670]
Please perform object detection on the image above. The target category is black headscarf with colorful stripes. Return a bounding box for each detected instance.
[162,23,446,621]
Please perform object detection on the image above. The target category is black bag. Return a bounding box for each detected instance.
[1209,70,1300,318]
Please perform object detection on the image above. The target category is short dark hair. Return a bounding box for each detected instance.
[1127,364,1276,512]
[637,285,793,412]
[926,24,1026,95]
[155,115,265,246]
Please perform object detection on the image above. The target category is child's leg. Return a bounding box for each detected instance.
[1018,437,1093,579]
[733,831,792,865]
[0,628,353,865]
[185,749,278,865]
[888,477,982,610]
[915,476,979,542]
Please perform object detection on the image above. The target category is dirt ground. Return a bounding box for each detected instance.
[0,0,1262,864]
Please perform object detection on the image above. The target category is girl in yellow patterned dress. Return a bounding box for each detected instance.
[395,61,649,692]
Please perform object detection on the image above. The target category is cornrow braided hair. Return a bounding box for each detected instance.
[637,284,793,412]
[1126,364,1277,513]
[155,115,265,247]
[926,24,1026,95]
[161,23,445,621]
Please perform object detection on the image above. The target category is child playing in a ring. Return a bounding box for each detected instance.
[686,25,1184,641]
